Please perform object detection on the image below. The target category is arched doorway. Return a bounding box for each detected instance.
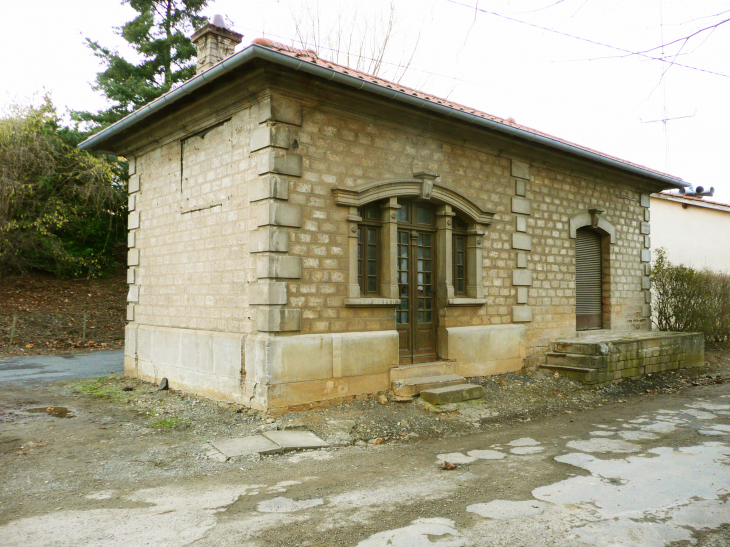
[575,227,603,330]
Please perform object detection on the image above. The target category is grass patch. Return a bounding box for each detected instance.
[71,376,132,402]
[151,417,184,429]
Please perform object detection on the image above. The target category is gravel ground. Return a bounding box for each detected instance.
[39,348,730,450]
[0,348,728,526]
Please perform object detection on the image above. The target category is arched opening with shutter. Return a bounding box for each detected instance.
[575,227,603,330]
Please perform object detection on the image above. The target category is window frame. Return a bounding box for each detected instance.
[357,204,382,297]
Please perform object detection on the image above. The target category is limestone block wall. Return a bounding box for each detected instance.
[126,108,258,335]
[282,96,651,367]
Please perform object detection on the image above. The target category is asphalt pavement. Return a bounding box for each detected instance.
[0,350,124,385]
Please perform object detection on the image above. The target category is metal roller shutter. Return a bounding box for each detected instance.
[575,228,603,330]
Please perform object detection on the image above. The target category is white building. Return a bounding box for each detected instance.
[651,192,730,272]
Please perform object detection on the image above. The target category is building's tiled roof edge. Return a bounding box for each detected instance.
[80,39,688,190]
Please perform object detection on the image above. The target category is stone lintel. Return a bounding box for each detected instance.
[512,269,533,286]
[250,175,289,202]
[250,226,289,253]
[257,97,303,126]
[512,306,533,322]
[511,160,530,180]
[511,197,532,215]
[512,233,532,251]
[256,308,301,332]
[257,201,302,228]
[256,255,302,279]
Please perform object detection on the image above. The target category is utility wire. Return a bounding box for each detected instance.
[231,24,481,86]
[444,0,730,78]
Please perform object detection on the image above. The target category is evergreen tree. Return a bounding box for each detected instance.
[75,0,209,129]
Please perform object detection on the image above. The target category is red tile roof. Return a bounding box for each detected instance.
[252,38,683,183]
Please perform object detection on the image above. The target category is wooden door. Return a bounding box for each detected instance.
[396,203,437,364]
[575,227,603,330]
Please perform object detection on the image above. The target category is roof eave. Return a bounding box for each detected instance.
[79,44,689,190]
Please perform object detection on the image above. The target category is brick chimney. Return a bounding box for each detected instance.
[191,15,243,74]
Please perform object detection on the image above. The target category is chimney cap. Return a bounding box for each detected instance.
[190,17,243,44]
[211,14,226,28]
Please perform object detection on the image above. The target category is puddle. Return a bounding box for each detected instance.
[26,407,75,419]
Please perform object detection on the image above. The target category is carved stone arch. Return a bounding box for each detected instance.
[569,209,616,244]
[332,176,495,226]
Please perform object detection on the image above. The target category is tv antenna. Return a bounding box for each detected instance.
[639,0,696,172]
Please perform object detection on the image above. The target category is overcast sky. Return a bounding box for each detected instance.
[2,0,729,202]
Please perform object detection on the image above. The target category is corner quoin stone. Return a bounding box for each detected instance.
[420,384,484,405]
[511,160,530,180]
[512,233,532,251]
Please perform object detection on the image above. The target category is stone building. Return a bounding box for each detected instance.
[80,22,693,410]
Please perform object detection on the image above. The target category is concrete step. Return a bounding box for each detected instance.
[540,364,599,385]
[420,383,485,405]
[390,361,459,381]
[546,352,607,368]
[391,374,465,397]
[550,340,609,356]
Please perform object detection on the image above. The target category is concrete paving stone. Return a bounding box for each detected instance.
[420,384,485,405]
[263,430,330,451]
[212,435,281,457]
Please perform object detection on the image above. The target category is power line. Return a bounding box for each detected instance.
[444,0,730,78]
[230,25,482,86]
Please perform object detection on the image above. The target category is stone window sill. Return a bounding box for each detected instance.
[448,298,487,306]
[345,298,401,307]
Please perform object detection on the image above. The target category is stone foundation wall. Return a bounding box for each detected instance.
[551,332,704,386]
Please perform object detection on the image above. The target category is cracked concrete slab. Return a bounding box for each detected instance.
[262,430,330,451]
[212,435,281,457]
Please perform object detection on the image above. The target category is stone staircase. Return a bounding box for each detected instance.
[390,361,484,403]
[540,331,705,387]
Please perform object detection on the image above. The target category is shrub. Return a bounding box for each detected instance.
[652,248,730,347]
